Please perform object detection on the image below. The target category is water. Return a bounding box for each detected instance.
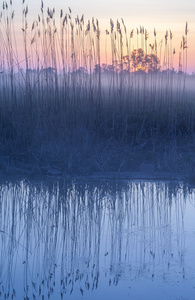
[0,178,195,300]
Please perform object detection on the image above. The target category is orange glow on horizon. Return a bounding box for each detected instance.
[0,5,195,74]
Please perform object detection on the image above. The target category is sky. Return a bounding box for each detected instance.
[3,0,195,73]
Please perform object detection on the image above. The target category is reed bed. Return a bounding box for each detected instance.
[0,1,194,175]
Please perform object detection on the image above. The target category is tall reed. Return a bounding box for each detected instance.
[0,2,194,174]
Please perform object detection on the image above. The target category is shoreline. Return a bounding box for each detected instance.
[0,168,194,187]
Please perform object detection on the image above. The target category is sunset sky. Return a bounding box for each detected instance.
[6,0,195,73]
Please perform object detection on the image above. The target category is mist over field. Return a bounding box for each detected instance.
[0,1,194,180]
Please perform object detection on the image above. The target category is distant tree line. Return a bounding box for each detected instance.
[94,48,161,74]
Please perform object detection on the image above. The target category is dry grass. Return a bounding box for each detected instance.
[0,2,194,177]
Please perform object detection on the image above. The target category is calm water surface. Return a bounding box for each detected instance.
[0,178,195,299]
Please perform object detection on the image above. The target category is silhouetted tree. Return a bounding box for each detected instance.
[131,48,145,71]
[145,54,160,72]
[94,64,102,74]
[131,48,160,72]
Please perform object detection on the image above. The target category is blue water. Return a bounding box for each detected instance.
[0,179,195,299]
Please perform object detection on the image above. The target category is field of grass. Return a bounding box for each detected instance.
[0,2,194,177]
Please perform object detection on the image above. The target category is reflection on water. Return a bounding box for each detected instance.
[0,179,195,299]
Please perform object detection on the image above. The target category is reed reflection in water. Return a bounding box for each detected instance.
[0,179,195,299]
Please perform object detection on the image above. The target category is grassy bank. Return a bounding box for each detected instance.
[0,2,194,177]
